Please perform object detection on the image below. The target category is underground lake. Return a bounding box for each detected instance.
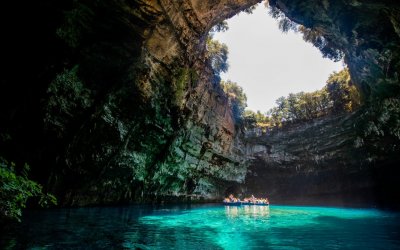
[2,0,400,249]
[2,204,400,249]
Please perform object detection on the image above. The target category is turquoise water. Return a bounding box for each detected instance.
[2,204,400,249]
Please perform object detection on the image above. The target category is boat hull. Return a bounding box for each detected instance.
[241,202,269,206]
[223,202,269,206]
[223,202,242,206]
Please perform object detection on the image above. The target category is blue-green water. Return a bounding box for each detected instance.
[2,204,400,249]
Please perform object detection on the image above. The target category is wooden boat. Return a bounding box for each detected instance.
[223,201,269,206]
[223,201,242,206]
[241,202,269,206]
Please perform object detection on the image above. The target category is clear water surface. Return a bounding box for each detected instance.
[2,204,400,249]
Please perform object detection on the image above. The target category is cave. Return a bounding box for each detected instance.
[1,0,400,210]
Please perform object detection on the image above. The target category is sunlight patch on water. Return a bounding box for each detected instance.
[4,204,399,249]
[137,205,395,249]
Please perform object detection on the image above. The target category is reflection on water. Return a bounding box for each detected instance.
[2,204,400,249]
[225,205,270,218]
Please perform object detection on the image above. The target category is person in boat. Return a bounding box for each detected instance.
[225,194,239,203]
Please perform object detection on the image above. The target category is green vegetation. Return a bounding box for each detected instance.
[244,110,271,131]
[221,80,248,123]
[210,21,229,33]
[354,98,400,159]
[267,2,343,62]
[206,30,248,124]
[243,5,257,14]
[209,5,256,33]
[207,8,360,129]
[206,5,363,132]
[244,69,361,129]
[206,37,229,83]
[0,158,57,222]
[44,66,93,137]
[326,68,361,113]
[267,89,330,127]
[174,68,197,108]
[56,2,95,48]
[206,25,359,129]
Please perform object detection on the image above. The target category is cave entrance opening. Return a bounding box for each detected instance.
[210,3,353,128]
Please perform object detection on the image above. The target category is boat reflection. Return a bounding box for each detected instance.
[225,205,270,218]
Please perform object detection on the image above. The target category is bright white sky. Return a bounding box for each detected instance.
[213,4,344,113]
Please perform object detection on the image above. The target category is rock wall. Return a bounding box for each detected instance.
[1,0,261,206]
[270,0,400,99]
[243,112,400,208]
[1,0,399,207]
[48,0,263,205]
[241,0,400,208]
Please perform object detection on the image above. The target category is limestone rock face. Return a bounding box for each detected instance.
[245,114,361,169]
[1,0,399,206]
[243,112,400,208]
[0,0,261,205]
[50,0,263,205]
[271,0,400,99]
